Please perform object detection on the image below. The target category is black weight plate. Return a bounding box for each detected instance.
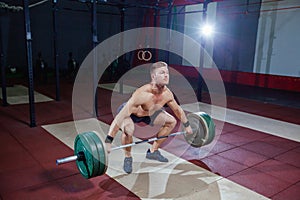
[184,112,215,147]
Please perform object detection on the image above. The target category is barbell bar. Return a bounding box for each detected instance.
[56,112,215,179]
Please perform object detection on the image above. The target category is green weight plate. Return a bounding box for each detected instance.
[86,131,108,177]
[200,112,215,145]
[74,132,108,179]
[74,133,94,178]
[184,112,215,147]
[84,132,100,178]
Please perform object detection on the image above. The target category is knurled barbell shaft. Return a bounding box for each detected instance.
[56,130,189,165]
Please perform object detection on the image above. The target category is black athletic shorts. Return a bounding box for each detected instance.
[117,102,163,126]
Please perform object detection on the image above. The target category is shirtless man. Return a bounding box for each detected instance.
[105,61,193,174]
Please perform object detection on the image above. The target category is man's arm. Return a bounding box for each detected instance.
[105,89,145,151]
[107,101,132,138]
[106,87,144,138]
[167,99,188,124]
[105,101,132,152]
[166,91,193,134]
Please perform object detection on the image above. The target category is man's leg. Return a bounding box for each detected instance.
[152,111,176,151]
[120,117,134,173]
[146,111,176,162]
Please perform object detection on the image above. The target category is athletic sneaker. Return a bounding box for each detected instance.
[146,149,168,162]
[123,157,133,174]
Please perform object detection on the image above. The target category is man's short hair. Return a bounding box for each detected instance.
[150,61,168,75]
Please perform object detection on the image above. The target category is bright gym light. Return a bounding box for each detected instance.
[201,24,214,37]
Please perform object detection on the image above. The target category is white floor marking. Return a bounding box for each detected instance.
[98,83,137,94]
[0,85,53,104]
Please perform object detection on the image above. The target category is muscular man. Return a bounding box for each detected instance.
[105,61,193,174]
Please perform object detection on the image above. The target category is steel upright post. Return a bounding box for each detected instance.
[197,0,210,102]
[23,0,36,127]
[92,0,98,117]
[52,0,60,101]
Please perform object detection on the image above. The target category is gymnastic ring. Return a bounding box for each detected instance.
[137,50,152,61]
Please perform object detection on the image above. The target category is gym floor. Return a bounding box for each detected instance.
[0,76,299,200]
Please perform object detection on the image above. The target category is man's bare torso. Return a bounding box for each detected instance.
[129,84,172,117]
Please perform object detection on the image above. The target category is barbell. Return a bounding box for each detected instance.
[56,112,215,179]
